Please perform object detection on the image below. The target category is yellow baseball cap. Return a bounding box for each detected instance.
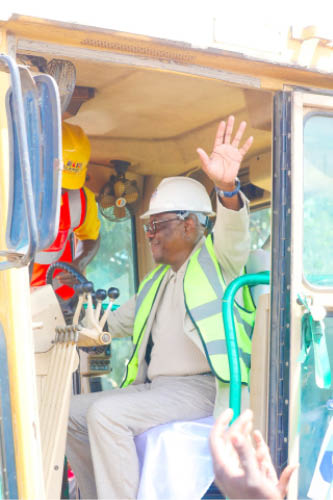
[62,122,91,190]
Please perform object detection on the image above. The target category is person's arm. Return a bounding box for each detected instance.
[107,295,136,338]
[197,115,252,276]
[210,409,297,500]
[72,236,100,272]
[213,192,251,278]
[57,187,101,286]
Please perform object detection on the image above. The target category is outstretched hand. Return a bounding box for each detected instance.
[197,116,253,189]
[210,408,297,499]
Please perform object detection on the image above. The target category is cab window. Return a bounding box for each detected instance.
[86,214,137,388]
[86,214,138,304]
[303,114,333,287]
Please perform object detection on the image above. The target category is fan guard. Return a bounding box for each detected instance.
[98,161,140,222]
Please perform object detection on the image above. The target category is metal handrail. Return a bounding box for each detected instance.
[222,270,270,421]
[0,54,38,270]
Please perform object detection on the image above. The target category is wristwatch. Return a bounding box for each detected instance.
[215,177,241,198]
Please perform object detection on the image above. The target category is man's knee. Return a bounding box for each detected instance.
[68,393,96,432]
[86,395,122,428]
[86,392,138,440]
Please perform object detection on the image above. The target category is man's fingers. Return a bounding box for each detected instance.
[253,430,278,481]
[278,464,298,497]
[231,121,247,148]
[230,408,253,435]
[239,135,254,157]
[224,115,234,145]
[210,408,233,443]
[213,120,226,150]
[209,408,233,461]
[253,430,271,459]
[230,432,257,475]
[56,271,78,286]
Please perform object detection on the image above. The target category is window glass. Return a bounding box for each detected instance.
[249,206,271,250]
[85,214,136,388]
[86,214,137,305]
[303,114,333,287]
[298,312,333,499]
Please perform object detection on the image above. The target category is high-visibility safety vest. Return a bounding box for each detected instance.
[31,188,87,299]
[122,234,256,388]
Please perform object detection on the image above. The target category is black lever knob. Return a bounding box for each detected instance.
[82,281,94,294]
[96,289,107,301]
[108,287,120,300]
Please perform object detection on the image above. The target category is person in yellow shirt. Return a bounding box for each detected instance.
[31,122,100,300]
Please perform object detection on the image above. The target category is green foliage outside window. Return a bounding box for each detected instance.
[303,114,333,286]
[85,212,136,387]
[249,207,271,250]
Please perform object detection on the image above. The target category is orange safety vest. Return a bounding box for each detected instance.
[31,188,87,299]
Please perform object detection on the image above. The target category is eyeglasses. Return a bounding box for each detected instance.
[143,217,182,235]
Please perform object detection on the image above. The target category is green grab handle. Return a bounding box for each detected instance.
[222,271,270,422]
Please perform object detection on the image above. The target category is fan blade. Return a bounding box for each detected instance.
[114,180,125,198]
[100,194,115,209]
[114,206,127,219]
[124,191,139,204]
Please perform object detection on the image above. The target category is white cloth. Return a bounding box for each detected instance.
[135,416,214,500]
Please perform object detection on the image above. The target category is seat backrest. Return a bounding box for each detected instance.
[246,248,270,307]
[250,292,271,440]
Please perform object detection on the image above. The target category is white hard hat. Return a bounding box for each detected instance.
[140,177,215,219]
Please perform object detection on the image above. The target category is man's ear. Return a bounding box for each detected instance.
[184,216,197,237]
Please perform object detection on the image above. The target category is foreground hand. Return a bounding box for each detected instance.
[197,115,253,189]
[210,408,297,499]
[56,269,80,287]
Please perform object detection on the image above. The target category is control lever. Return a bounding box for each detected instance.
[83,282,100,329]
[99,287,120,330]
[95,289,107,321]
[73,283,85,325]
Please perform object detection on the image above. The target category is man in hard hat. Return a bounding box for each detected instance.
[31,122,100,300]
[67,116,254,499]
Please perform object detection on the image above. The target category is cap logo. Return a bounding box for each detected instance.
[65,160,84,173]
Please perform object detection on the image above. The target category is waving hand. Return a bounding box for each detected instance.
[197,115,253,189]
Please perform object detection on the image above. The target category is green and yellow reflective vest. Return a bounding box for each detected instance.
[122,234,256,388]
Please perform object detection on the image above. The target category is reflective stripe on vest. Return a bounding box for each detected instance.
[121,264,169,387]
[34,189,83,265]
[184,235,255,384]
[122,235,256,387]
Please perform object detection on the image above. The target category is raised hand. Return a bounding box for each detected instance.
[197,115,253,189]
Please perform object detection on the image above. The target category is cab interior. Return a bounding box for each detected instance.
[18,50,273,435]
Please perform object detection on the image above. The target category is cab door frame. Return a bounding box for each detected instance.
[271,88,333,498]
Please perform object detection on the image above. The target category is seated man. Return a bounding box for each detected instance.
[67,115,254,499]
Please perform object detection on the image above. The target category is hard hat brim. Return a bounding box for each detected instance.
[62,167,87,190]
[140,208,216,219]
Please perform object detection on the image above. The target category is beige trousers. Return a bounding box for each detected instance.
[66,374,216,500]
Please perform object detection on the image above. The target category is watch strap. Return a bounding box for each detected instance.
[215,178,241,198]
